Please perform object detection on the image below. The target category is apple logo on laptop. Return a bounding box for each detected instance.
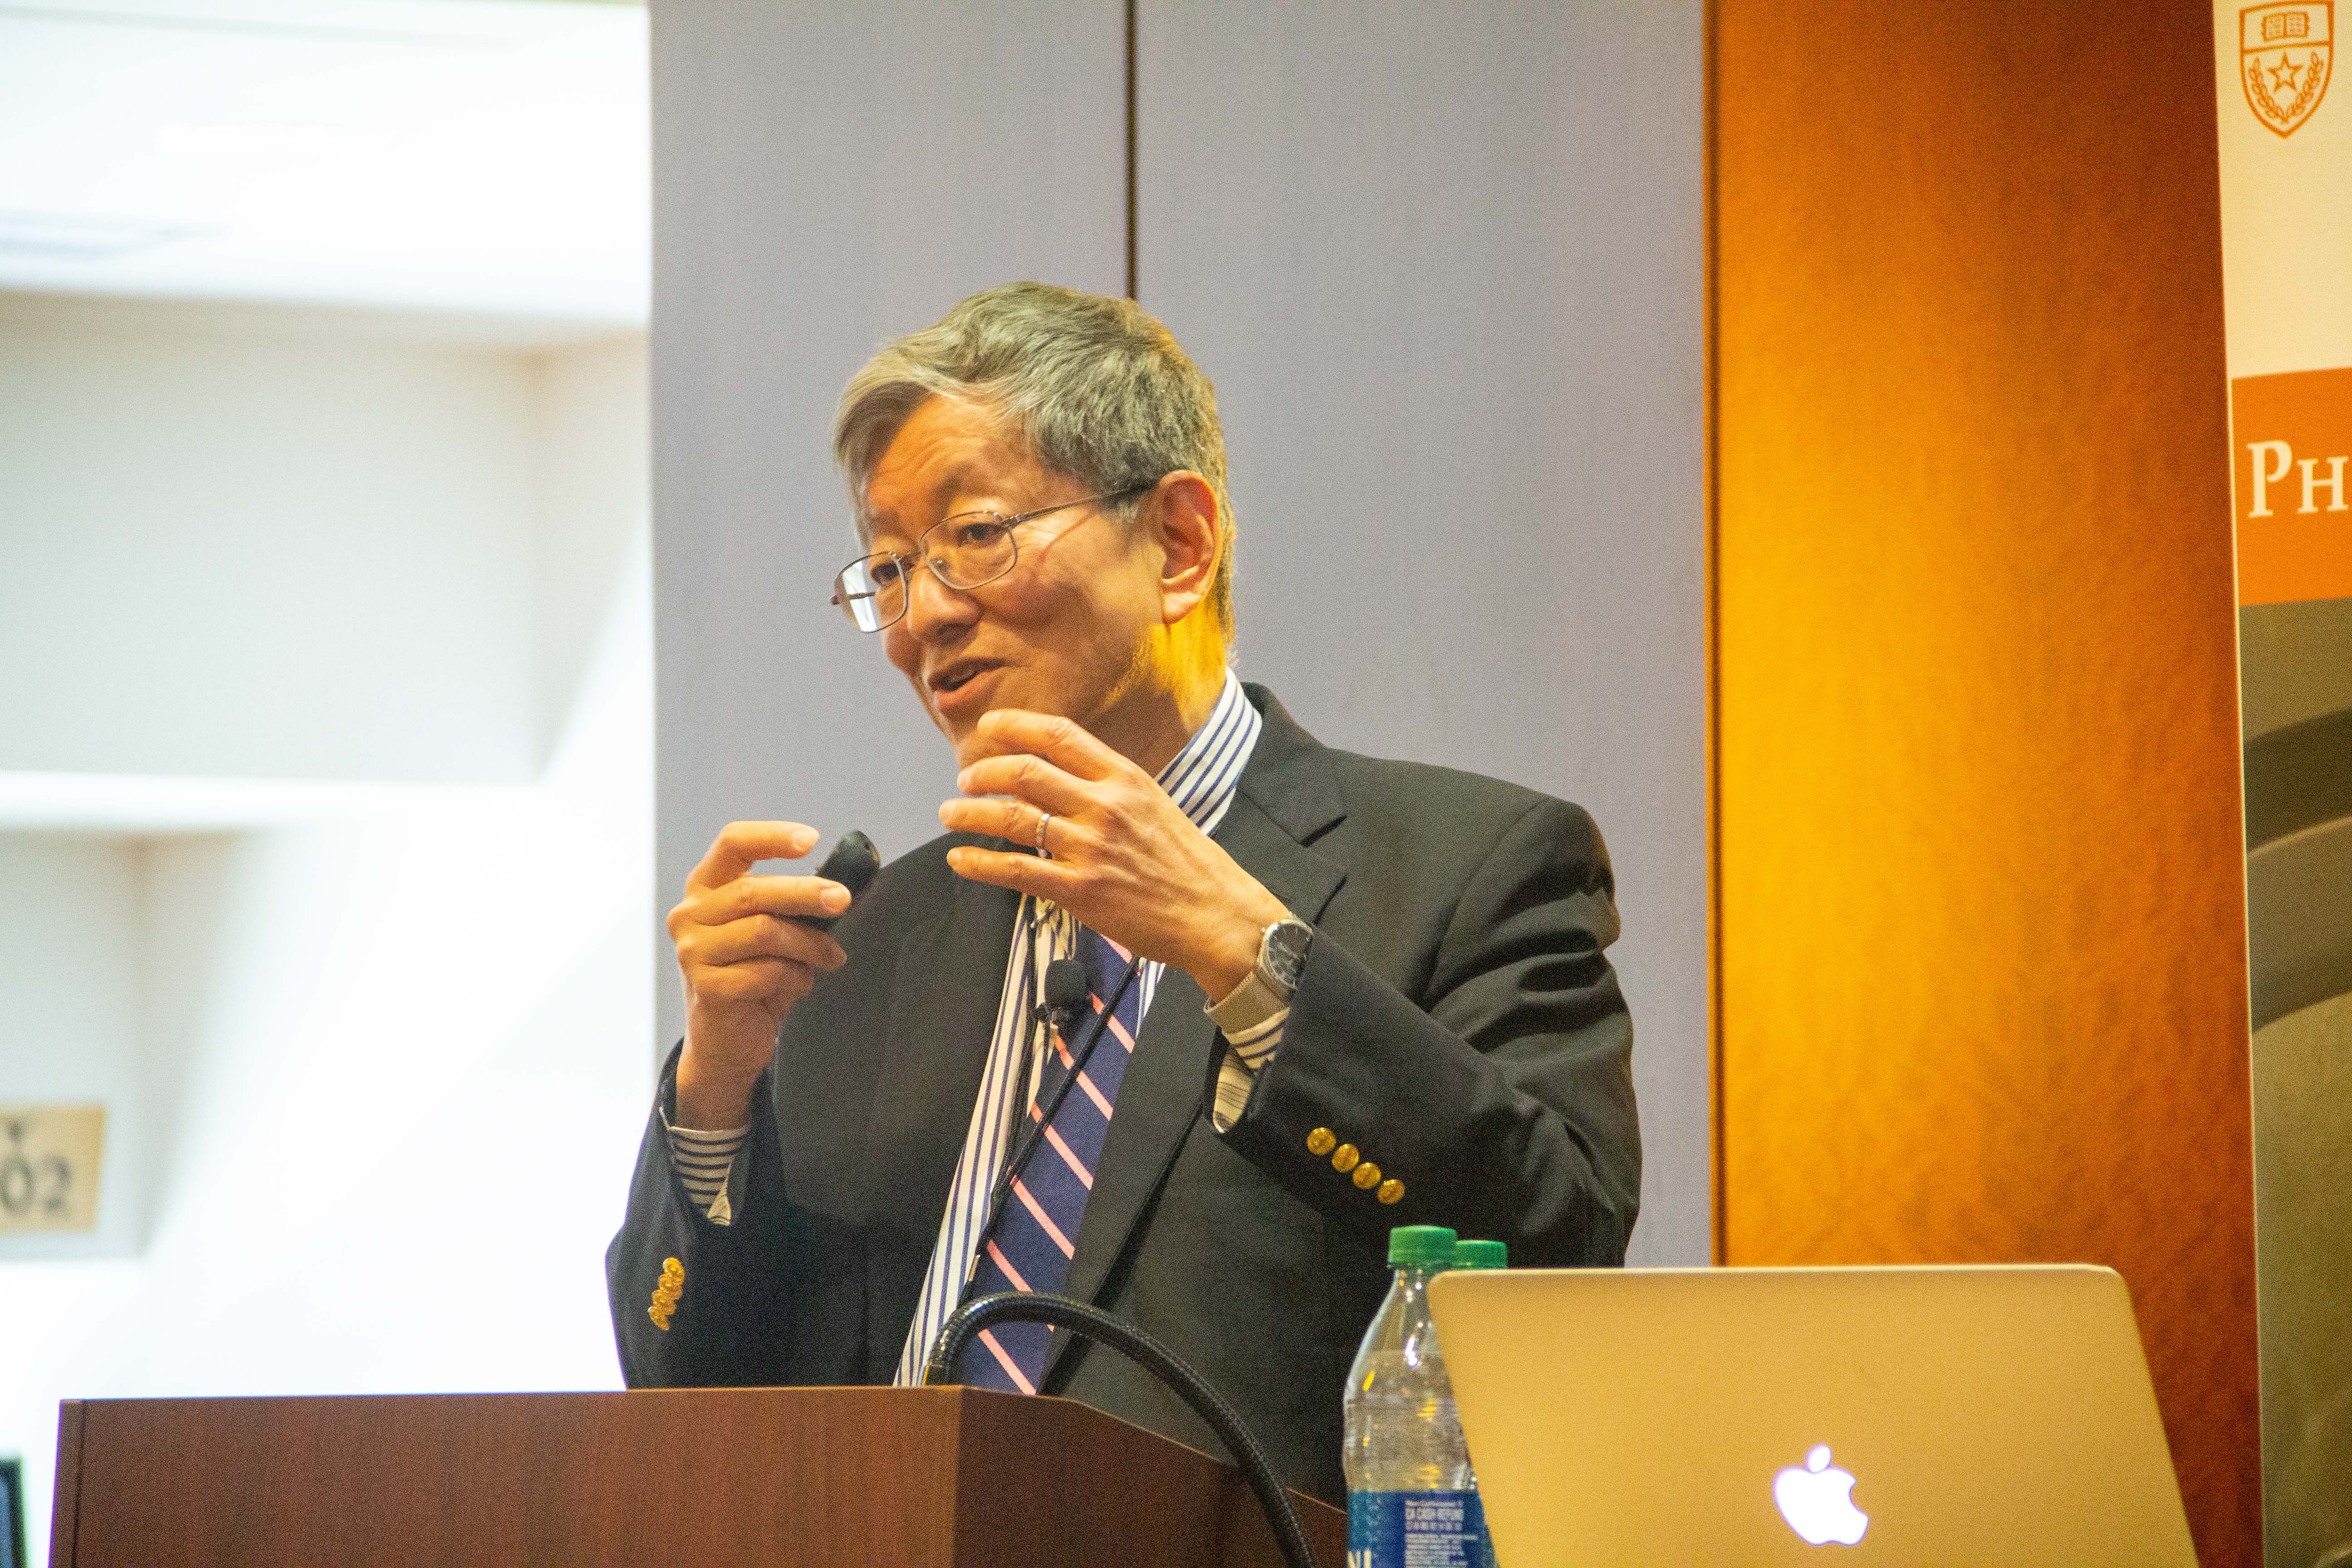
[1774,1444,1869,1546]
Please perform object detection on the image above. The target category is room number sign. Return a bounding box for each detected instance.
[0,1103,105,1233]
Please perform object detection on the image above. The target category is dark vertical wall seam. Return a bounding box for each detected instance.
[1702,0,1727,1268]
[1124,0,1138,299]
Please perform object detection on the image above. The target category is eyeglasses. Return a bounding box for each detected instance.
[829,485,1152,632]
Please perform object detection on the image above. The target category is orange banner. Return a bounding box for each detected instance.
[2233,363,2352,605]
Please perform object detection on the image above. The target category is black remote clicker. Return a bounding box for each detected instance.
[799,830,880,932]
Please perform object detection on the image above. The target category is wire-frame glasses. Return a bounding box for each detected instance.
[829,485,1152,632]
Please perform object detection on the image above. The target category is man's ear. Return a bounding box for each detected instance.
[1145,471,1220,625]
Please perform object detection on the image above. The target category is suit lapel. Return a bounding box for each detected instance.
[862,851,1022,1248]
[1047,689,1348,1381]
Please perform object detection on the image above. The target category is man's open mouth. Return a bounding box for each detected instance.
[930,661,1000,695]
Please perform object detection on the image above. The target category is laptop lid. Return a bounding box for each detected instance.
[1424,1264,2195,1566]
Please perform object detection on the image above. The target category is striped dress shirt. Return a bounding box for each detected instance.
[665,671,1284,1388]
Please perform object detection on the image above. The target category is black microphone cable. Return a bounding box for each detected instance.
[924,1291,1320,1568]
[966,950,1142,1274]
[932,956,1325,1561]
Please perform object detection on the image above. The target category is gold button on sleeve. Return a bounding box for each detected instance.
[1331,1143,1360,1173]
[1352,1161,1382,1191]
[1377,1179,1405,1205]
[648,1256,686,1332]
[1306,1127,1337,1156]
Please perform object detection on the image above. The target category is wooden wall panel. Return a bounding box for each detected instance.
[1710,2,2258,1562]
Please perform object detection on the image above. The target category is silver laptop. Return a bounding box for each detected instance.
[1425,1264,2195,1565]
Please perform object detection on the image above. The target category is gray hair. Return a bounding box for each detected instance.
[833,281,1236,641]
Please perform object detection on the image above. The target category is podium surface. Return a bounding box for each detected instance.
[52,1386,1345,1566]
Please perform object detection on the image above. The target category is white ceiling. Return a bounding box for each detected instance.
[0,0,648,328]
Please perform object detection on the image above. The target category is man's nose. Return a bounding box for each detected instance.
[902,560,978,638]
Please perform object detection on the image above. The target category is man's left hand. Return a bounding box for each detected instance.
[940,709,1291,1003]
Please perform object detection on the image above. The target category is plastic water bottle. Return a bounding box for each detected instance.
[1450,1239,1508,1274]
[1343,1225,1499,1568]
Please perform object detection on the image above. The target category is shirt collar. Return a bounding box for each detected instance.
[1155,668,1261,838]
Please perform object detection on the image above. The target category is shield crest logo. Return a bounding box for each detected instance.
[2243,2,2334,136]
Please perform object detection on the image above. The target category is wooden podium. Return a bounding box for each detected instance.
[52,1387,1347,1566]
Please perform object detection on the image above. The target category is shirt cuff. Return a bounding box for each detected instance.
[663,1116,748,1226]
[1209,1010,1287,1132]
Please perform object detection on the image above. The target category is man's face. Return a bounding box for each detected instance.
[864,395,1167,767]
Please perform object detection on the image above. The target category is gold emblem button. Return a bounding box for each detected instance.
[648,1256,686,1332]
[1331,1143,1360,1173]
[1352,1161,1382,1191]
[1377,1180,1405,1205]
[1306,1127,1337,1156]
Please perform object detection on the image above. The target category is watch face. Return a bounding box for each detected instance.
[1263,918,1313,988]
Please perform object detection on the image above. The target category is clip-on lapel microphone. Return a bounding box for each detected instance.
[968,950,1144,1289]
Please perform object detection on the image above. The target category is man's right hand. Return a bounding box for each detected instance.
[669,821,851,1129]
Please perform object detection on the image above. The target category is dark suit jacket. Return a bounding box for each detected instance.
[607,684,1641,1503]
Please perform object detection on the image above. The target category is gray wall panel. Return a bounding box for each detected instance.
[651,2,1125,1049]
[652,0,1709,1265]
[1136,0,1709,1263]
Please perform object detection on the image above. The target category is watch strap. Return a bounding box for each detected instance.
[1208,962,1290,1034]
[1207,918,1310,1033]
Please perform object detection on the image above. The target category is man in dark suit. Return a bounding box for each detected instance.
[607,282,1641,1505]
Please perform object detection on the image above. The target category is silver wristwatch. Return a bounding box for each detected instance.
[1208,917,1314,1032]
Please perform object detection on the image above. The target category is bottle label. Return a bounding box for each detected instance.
[1345,1490,1496,1568]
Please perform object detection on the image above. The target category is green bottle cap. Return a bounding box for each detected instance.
[1452,1239,1508,1270]
[1387,1225,1459,1267]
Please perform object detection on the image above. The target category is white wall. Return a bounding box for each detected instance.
[0,294,544,783]
[534,334,654,762]
[0,836,150,1261]
[0,316,653,1566]
[0,0,649,323]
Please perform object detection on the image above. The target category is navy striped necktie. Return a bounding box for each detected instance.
[962,925,1142,1392]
